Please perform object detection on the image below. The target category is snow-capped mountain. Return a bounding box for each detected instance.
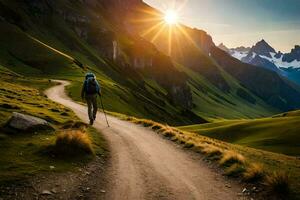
[218,41,300,84]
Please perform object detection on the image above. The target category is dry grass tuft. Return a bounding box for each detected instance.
[151,124,164,131]
[54,130,93,156]
[265,171,291,198]
[160,127,176,138]
[202,145,223,158]
[243,163,265,182]
[138,119,155,127]
[219,151,245,166]
[225,163,246,177]
[183,142,194,148]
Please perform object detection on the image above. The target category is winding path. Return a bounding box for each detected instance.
[45,80,244,200]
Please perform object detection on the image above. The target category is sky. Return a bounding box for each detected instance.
[143,0,300,53]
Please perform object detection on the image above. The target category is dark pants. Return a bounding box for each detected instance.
[85,94,97,121]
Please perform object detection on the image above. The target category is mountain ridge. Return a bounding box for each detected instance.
[222,40,300,84]
[1,0,300,123]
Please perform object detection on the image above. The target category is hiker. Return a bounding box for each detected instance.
[81,73,101,125]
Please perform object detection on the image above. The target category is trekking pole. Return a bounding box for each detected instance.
[99,95,110,127]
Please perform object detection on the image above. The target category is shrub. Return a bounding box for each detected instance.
[54,130,93,156]
[243,163,265,182]
[219,151,245,167]
[265,171,291,198]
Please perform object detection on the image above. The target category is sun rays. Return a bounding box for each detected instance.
[164,10,178,25]
[131,0,199,56]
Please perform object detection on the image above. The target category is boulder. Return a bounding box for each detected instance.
[4,112,54,133]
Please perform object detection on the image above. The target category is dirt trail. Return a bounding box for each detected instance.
[45,80,246,200]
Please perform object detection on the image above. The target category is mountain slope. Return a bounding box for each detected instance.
[1,0,300,123]
[0,0,207,125]
[211,46,300,111]
[122,2,300,113]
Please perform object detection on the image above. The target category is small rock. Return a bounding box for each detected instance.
[242,188,247,193]
[225,184,231,188]
[86,187,90,191]
[100,190,106,193]
[41,190,52,195]
[50,166,55,169]
[51,188,57,194]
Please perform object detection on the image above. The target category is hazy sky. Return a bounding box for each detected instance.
[143,0,300,52]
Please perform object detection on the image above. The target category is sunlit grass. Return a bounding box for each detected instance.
[112,113,298,199]
[53,130,94,156]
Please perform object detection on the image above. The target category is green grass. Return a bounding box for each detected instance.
[0,74,106,185]
[116,114,300,199]
[179,111,300,156]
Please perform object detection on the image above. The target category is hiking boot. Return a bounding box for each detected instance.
[90,119,94,125]
[93,115,96,120]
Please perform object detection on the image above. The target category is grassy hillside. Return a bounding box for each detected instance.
[0,70,105,184]
[211,47,300,111]
[179,111,300,156]
[0,0,285,126]
[0,1,206,125]
[174,63,276,119]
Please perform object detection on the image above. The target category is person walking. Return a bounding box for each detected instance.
[81,73,101,125]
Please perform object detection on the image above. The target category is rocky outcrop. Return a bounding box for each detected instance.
[4,112,54,133]
[250,39,276,58]
[283,45,300,62]
[218,43,230,53]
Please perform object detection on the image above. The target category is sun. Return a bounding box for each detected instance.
[164,10,178,25]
